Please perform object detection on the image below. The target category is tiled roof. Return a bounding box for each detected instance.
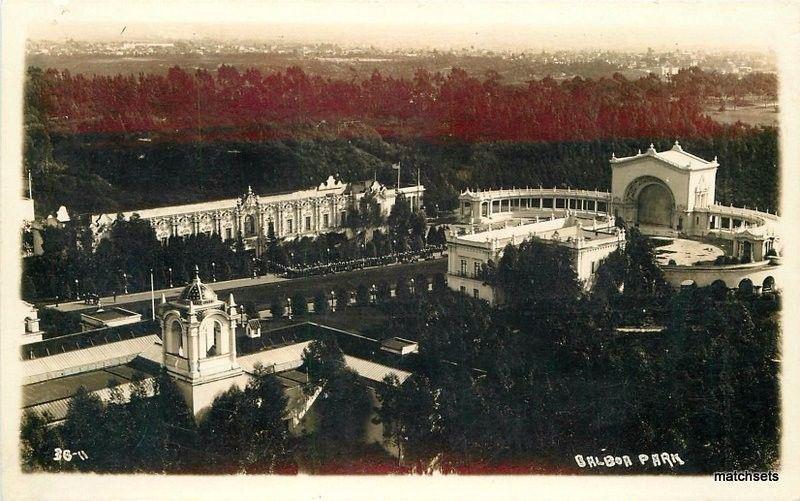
[22,320,159,360]
[23,334,161,384]
[24,377,156,424]
[237,341,313,374]
[343,355,412,384]
[612,142,717,171]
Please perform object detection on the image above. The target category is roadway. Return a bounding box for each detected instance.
[49,258,448,316]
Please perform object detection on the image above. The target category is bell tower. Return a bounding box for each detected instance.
[158,266,244,417]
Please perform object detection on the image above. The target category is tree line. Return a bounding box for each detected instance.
[28,65,774,142]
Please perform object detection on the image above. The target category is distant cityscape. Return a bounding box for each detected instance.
[26,39,775,81]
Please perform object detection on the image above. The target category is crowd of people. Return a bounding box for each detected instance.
[270,245,445,279]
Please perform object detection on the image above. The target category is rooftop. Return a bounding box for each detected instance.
[611,141,718,171]
[457,217,570,243]
[23,363,150,408]
[21,319,159,361]
[81,306,140,322]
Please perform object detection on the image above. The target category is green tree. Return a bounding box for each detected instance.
[316,369,372,447]
[20,410,60,471]
[60,386,106,471]
[387,194,426,249]
[291,292,308,316]
[240,365,292,473]
[313,290,329,314]
[302,337,346,389]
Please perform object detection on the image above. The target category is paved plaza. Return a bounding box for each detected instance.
[651,237,724,266]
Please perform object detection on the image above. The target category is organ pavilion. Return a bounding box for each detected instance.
[448,142,782,303]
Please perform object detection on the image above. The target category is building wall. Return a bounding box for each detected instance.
[446,220,624,304]
[661,261,781,289]
[90,181,425,254]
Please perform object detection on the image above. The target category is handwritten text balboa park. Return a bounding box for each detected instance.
[575,452,685,469]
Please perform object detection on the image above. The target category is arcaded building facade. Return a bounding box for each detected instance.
[89,176,425,255]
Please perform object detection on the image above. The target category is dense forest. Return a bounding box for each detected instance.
[28,65,775,140]
[29,132,778,218]
[24,65,779,218]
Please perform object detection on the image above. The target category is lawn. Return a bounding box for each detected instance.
[704,104,778,127]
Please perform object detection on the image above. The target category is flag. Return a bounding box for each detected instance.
[392,162,400,170]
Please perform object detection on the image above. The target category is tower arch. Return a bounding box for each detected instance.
[623,175,676,228]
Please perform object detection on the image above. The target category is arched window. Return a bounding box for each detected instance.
[169,319,184,356]
[244,214,256,237]
[205,321,222,357]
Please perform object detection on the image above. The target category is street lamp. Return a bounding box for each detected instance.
[251,257,257,278]
[122,272,129,294]
[168,267,173,288]
[330,290,336,312]
[211,262,216,282]
[74,278,80,300]
[286,297,293,320]
[370,284,377,304]
[410,278,415,295]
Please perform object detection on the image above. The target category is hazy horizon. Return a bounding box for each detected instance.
[22,0,790,54]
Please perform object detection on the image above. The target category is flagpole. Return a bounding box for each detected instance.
[150,269,155,320]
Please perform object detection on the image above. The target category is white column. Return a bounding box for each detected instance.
[228,314,238,369]
[188,322,199,377]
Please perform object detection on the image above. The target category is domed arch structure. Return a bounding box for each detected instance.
[623,175,676,228]
[156,266,244,417]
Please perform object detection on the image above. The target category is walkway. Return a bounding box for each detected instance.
[48,256,447,314]
[49,273,288,313]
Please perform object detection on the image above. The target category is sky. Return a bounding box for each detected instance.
[19,0,797,52]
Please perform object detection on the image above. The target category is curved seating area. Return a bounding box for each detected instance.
[455,186,782,290]
[457,187,613,224]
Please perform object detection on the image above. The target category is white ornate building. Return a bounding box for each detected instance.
[158,269,247,416]
[89,176,425,255]
[448,142,783,299]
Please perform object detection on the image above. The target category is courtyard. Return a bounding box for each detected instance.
[650,237,725,266]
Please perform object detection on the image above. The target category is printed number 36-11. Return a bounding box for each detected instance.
[53,448,88,462]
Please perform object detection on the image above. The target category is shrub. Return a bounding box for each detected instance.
[269,298,285,319]
[377,280,391,301]
[395,275,410,300]
[291,292,308,316]
[432,272,447,292]
[313,290,328,314]
[334,285,350,309]
[356,283,369,305]
[414,273,428,294]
